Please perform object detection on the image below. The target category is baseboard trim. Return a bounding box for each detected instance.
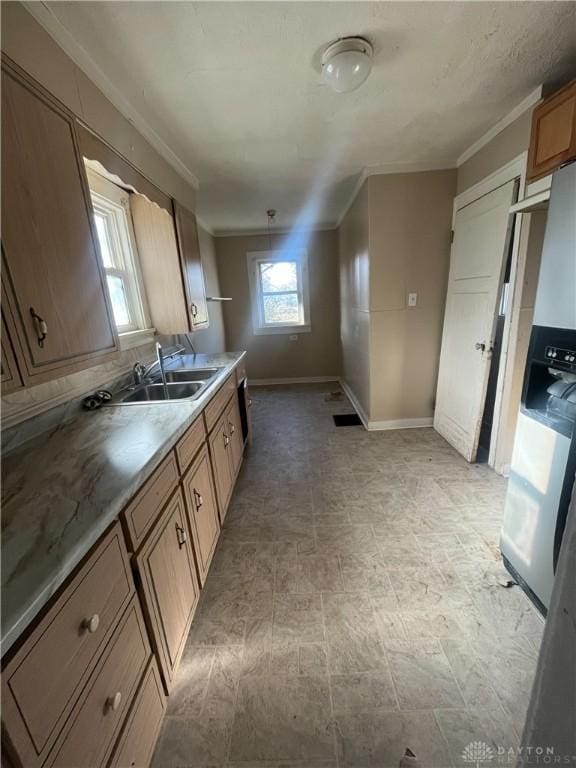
[250,376,340,386]
[367,417,434,431]
[339,380,370,429]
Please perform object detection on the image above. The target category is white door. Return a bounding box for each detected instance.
[434,180,517,462]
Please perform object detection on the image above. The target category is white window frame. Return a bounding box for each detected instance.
[86,167,153,347]
[246,249,311,335]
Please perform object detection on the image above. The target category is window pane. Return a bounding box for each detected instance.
[260,261,298,293]
[263,292,299,324]
[106,274,131,328]
[94,213,113,268]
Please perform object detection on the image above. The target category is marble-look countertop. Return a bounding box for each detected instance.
[1,351,245,655]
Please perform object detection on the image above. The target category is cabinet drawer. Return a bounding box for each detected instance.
[48,599,150,768]
[122,452,179,551]
[175,415,206,474]
[235,359,247,385]
[2,523,133,768]
[108,658,166,768]
[203,374,235,433]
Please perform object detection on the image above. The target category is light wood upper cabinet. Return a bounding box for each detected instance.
[182,444,220,585]
[173,202,209,329]
[130,194,190,335]
[134,489,200,692]
[528,80,576,181]
[1,58,118,385]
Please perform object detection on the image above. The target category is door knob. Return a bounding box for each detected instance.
[475,342,486,352]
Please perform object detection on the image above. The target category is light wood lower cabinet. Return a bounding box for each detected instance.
[108,659,166,768]
[134,488,200,693]
[226,395,244,477]
[47,599,150,768]
[208,408,235,522]
[1,523,134,768]
[182,444,221,585]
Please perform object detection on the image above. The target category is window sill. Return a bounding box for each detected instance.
[118,328,156,351]
[253,324,311,336]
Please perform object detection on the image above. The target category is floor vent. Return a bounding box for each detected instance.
[333,413,362,427]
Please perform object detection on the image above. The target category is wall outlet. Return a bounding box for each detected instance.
[408,292,418,307]
[289,334,299,341]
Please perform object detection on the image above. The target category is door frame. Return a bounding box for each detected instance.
[449,152,528,472]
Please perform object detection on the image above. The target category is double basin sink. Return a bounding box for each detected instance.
[113,368,220,404]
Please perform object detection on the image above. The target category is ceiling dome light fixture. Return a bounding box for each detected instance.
[321,36,373,94]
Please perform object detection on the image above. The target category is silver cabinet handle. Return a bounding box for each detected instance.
[223,433,230,448]
[176,524,187,548]
[229,422,235,435]
[106,691,122,712]
[30,307,48,348]
[248,398,253,408]
[191,303,198,318]
[81,614,100,634]
[193,489,204,508]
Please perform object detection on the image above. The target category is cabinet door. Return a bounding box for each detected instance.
[226,396,244,478]
[528,80,576,181]
[1,59,118,385]
[135,489,200,692]
[1,313,22,393]
[208,414,234,523]
[182,445,221,585]
[173,201,209,329]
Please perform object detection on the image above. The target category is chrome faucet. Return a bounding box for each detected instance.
[156,342,168,398]
[132,342,168,393]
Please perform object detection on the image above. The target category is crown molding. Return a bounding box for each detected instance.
[196,216,215,237]
[24,1,200,191]
[457,85,543,167]
[213,223,337,238]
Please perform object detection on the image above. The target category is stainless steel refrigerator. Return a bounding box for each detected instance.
[500,160,576,615]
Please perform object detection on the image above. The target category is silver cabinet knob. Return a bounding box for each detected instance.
[81,614,100,634]
[106,691,122,712]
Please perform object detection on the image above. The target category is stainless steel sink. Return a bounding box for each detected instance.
[121,382,204,403]
[158,368,219,383]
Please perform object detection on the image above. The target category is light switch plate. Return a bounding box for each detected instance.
[408,292,417,307]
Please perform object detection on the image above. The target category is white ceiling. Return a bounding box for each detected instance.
[35,1,576,234]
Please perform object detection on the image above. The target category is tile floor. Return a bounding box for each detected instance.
[152,384,544,768]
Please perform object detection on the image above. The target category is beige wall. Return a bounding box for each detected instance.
[337,170,455,426]
[215,230,341,381]
[1,2,196,211]
[193,225,226,354]
[456,111,532,194]
[368,170,456,422]
[338,181,370,417]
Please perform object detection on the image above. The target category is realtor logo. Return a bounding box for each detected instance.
[462,741,495,767]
